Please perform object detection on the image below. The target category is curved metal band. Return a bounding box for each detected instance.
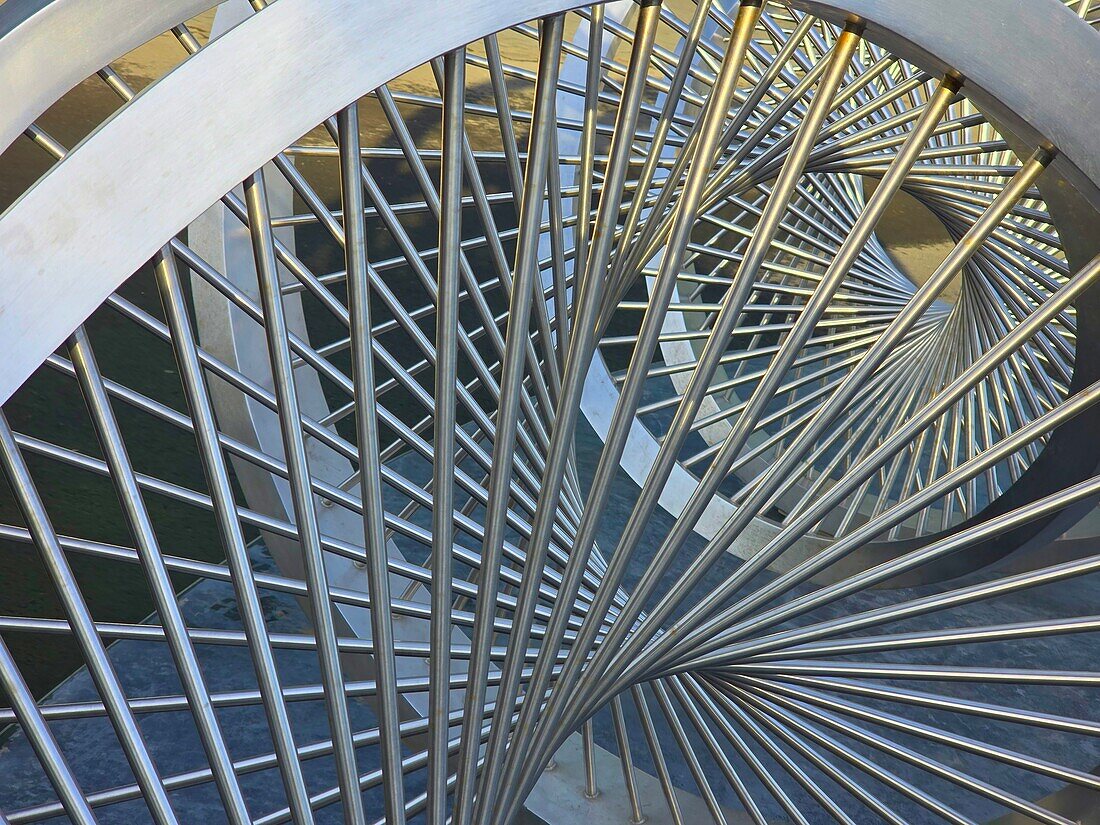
[0,0,584,405]
[0,0,222,154]
[789,0,1100,210]
[2,0,1100,409]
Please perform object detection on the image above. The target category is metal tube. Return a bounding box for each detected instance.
[426,46,465,825]
[67,326,251,824]
[155,251,315,823]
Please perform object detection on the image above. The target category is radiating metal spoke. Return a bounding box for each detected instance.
[2,3,1099,824]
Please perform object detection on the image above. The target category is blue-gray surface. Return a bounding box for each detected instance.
[0,537,401,823]
[2,416,1098,823]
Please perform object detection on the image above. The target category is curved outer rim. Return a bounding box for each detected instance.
[1,0,1099,408]
[0,0,221,154]
[788,0,1100,211]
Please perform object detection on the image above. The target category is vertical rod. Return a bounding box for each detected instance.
[335,107,407,825]
[582,719,599,799]
[427,46,466,825]
[484,2,664,813]
[571,2,605,299]
[155,251,315,823]
[68,326,251,824]
[611,695,646,824]
[451,15,565,825]
[246,169,366,825]
[631,683,684,825]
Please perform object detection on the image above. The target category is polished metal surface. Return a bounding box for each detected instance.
[2,1,1100,823]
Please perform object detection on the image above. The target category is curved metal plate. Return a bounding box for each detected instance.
[0,0,585,405]
[3,0,1100,407]
[0,0,222,153]
[789,0,1100,209]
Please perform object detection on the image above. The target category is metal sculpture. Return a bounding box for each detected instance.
[2,0,1100,822]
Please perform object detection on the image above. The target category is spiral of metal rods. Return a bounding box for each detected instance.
[2,0,1100,823]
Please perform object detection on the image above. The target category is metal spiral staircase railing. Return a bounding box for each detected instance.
[2,0,1100,823]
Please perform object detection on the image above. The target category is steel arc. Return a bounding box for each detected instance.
[2,1,1100,824]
